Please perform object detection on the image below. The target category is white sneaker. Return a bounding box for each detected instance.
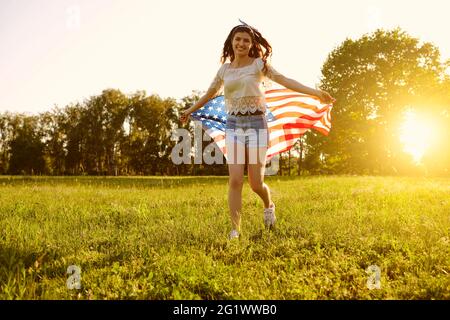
[228,229,240,240]
[264,202,276,228]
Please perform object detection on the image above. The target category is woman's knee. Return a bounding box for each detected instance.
[249,181,265,193]
[229,177,244,189]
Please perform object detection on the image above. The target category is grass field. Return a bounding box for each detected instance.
[0,175,449,299]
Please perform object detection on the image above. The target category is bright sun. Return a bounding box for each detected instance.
[399,109,437,164]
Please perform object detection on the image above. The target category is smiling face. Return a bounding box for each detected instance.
[232,31,253,57]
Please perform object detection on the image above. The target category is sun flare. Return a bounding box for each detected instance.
[399,109,437,164]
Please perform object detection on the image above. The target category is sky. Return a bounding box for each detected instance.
[1,0,449,115]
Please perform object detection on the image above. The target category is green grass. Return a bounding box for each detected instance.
[0,175,449,299]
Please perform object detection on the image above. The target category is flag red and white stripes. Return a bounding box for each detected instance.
[191,86,333,163]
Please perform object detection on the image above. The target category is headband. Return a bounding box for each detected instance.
[234,19,259,34]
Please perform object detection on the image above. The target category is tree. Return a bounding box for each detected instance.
[0,112,17,174]
[79,89,129,175]
[62,103,86,175]
[38,108,67,175]
[126,92,180,175]
[8,115,46,175]
[317,28,448,175]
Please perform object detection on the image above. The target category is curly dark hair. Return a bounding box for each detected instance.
[220,24,273,75]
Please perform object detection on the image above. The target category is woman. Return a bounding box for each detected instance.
[180,22,335,239]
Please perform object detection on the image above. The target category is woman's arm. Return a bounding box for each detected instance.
[276,76,318,95]
[187,89,216,113]
[180,88,217,123]
[271,74,335,103]
[180,64,226,123]
[259,58,335,104]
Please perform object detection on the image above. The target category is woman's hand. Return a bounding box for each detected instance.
[316,90,336,104]
[180,109,192,124]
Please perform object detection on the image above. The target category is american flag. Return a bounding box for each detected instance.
[191,87,333,162]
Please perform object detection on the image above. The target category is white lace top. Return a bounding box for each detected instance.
[207,57,284,115]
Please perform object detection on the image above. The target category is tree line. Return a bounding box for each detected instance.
[1,28,449,176]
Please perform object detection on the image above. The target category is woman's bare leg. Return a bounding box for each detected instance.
[228,163,245,231]
[247,146,272,208]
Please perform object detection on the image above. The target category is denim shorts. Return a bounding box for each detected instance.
[225,114,270,165]
[225,114,269,148]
